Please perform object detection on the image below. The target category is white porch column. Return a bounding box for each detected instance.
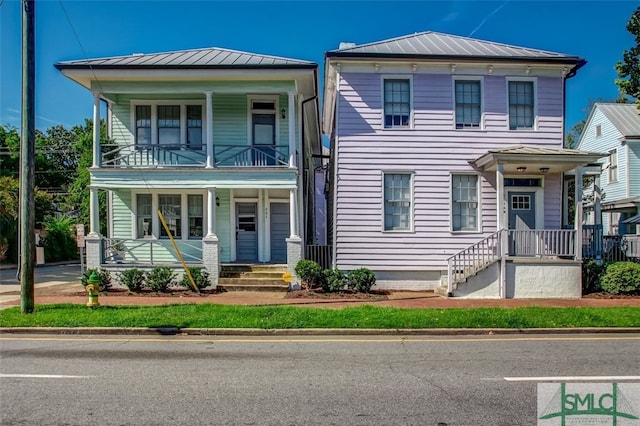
[289,188,299,238]
[288,92,295,168]
[85,186,101,270]
[203,186,219,287]
[205,91,214,169]
[89,186,100,236]
[92,91,101,168]
[286,187,302,279]
[593,174,602,261]
[206,187,217,237]
[496,163,507,298]
[574,166,584,261]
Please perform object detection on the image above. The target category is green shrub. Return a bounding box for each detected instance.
[81,268,112,292]
[323,268,348,292]
[180,267,210,290]
[42,216,78,262]
[118,268,146,292]
[147,266,176,292]
[582,259,607,294]
[295,259,323,288]
[600,262,640,295]
[347,268,376,293]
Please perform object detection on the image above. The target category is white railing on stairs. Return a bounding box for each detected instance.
[447,230,503,295]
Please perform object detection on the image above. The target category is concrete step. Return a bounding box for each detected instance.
[219,272,285,279]
[220,264,288,273]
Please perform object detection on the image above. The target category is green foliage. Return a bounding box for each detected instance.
[147,266,177,292]
[294,259,323,288]
[600,262,640,295]
[616,6,640,103]
[42,216,78,262]
[322,268,348,292]
[81,268,112,292]
[118,268,146,292]
[179,267,210,290]
[582,259,607,294]
[347,268,377,293]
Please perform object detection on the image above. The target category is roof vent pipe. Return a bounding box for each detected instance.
[338,42,356,50]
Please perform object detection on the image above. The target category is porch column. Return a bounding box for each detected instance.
[593,174,602,261]
[286,187,302,280]
[574,166,584,261]
[496,163,507,298]
[203,186,219,287]
[85,186,101,269]
[288,92,295,168]
[92,91,101,168]
[205,91,214,169]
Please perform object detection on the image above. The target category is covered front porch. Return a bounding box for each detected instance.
[446,146,606,298]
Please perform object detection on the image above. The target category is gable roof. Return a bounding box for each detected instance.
[326,31,584,66]
[596,103,640,138]
[55,47,316,70]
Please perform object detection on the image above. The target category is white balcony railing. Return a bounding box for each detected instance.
[100,144,289,168]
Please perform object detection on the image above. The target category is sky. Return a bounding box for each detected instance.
[0,0,637,135]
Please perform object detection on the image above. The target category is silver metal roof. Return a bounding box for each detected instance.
[327,31,582,63]
[596,103,640,137]
[56,47,316,69]
[484,146,599,156]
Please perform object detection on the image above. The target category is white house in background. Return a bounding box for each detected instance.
[56,47,322,286]
[323,31,605,298]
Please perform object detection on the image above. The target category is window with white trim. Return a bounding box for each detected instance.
[609,149,618,183]
[383,173,412,231]
[455,80,481,129]
[452,174,479,232]
[383,79,411,128]
[508,81,535,130]
[133,102,204,148]
[159,194,182,238]
[136,194,152,238]
[188,195,203,239]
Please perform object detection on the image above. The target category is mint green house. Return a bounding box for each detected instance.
[56,47,321,286]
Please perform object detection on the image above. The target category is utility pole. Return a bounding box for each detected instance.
[20,0,36,313]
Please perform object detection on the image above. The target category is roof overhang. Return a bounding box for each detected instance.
[471,146,607,174]
[602,196,640,212]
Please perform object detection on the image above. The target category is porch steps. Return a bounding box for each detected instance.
[218,264,289,292]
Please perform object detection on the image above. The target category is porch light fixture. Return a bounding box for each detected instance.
[216,197,220,207]
[281,108,286,119]
[539,167,550,174]
[516,166,527,173]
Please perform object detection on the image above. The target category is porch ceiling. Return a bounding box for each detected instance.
[470,145,606,174]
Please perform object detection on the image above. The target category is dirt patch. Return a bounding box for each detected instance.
[285,288,389,301]
[582,292,640,299]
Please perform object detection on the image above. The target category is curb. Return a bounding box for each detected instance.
[1,327,639,336]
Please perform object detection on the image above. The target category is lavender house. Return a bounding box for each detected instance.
[322,32,604,298]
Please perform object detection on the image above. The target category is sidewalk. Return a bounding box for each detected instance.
[2,281,640,310]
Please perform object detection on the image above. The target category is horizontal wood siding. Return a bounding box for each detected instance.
[112,190,132,239]
[629,143,640,197]
[216,189,232,263]
[213,94,247,146]
[334,72,565,271]
[544,174,562,229]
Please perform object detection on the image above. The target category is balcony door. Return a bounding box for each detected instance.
[251,99,277,166]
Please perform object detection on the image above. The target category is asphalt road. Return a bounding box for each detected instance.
[1,333,638,425]
[0,263,81,287]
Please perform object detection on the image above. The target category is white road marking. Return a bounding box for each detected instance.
[503,376,640,382]
[0,374,92,379]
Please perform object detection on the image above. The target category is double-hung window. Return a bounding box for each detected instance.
[159,194,182,238]
[383,79,411,128]
[188,195,203,239]
[508,80,535,130]
[136,194,152,238]
[452,174,479,232]
[383,173,412,231]
[455,80,481,129]
[133,102,204,148]
[609,149,618,183]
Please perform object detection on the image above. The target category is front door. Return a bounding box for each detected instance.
[270,203,290,263]
[236,203,258,262]
[252,113,276,165]
[508,191,536,256]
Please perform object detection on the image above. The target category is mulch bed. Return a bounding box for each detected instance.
[285,288,389,301]
[582,292,640,299]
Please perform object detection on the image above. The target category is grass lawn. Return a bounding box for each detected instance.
[0,304,639,329]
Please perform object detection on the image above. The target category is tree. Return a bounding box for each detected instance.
[616,6,640,104]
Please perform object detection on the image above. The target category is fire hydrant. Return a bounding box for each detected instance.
[85,272,100,308]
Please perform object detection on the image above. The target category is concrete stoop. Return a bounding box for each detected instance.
[218,264,289,292]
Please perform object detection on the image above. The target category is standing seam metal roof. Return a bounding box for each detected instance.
[55,47,316,69]
[326,31,582,61]
[596,103,640,137]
